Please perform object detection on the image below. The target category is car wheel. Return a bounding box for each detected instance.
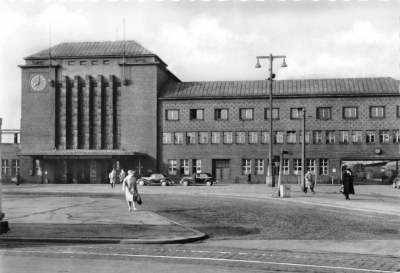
[161,181,167,186]
[139,181,145,186]
[183,181,188,186]
[206,181,212,186]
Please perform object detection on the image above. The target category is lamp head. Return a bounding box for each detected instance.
[281,58,287,67]
[255,59,261,68]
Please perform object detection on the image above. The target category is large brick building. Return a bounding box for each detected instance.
[18,41,400,184]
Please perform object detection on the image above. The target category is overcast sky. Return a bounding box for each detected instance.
[0,0,398,132]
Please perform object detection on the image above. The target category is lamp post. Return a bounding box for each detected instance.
[301,108,306,192]
[255,54,287,187]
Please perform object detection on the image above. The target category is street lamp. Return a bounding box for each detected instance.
[255,54,287,187]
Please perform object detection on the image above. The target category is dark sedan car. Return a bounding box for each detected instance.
[137,173,174,186]
[179,173,218,186]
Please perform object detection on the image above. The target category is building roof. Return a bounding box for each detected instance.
[25,41,155,59]
[160,77,399,99]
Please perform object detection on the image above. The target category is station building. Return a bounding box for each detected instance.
[18,41,400,184]
[0,119,21,183]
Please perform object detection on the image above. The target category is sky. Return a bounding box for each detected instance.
[0,0,398,134]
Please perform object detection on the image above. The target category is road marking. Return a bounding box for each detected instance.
[4,249,397,273]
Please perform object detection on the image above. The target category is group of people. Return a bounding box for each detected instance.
[109,169,139,211]
[304,169,355,200]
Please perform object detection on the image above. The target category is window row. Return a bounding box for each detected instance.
[162,130,400,145]
[1,159,20,175]
[166,106,400,121]
[168,159,202,175]
[67,60,110,66]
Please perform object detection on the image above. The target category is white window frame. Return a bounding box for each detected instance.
[199,132,208,144]
[166,110,179,120]
[379,130,390,143]
[393,130,400,143]
[249,132,258,144]
[1,159,9,175]
[236,132,245,144]
[344,107,357,118]
[168,159,177,175]
[306,159,316,174]
[366,130,375,143]
[190,109,204,120]
[12,159,20,175]
[370,106,384,118]
[313,131,322,144]
[282,159,289,175]
[211,132,221,144]
[261,131,270,144]
[291,108,303,119]
[274,131,283,144]
[240,108,253,120]
[299,131,310,144]
[193,159,201,174]
[223,132,233,144]
[339,131,349,143]
[293,159,302,175]
[163,133,172,144]
[352,131,362,143]
[186,132,196,144]
[287,131,296,143]
[319,159,329,175]
[135,159,143,175]
[242,159,251,175]
[174,132,183,144]
[317,107,331,119]
[255,159,264,175]
[326,131,335,144]
[265,108,279,119]
[180,159,190,175]
[215,109,228,120]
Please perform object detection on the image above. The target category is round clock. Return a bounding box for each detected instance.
[30,75,47,91]
[374,148,381,154]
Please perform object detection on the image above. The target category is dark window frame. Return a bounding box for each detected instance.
[264,108,280,120]
[214,109,229,120]
[165,109,180,121]
[290,108,304,119]
[189,109,205,120]
[370,106,385,118]
[316,107,332,119]
[343,107,358,119]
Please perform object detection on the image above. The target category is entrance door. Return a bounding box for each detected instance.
[213,159,230,181]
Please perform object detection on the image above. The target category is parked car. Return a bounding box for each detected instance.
[180,173,218,186]
[137,173,174,186]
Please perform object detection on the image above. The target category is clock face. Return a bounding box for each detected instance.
[30,75,47,91]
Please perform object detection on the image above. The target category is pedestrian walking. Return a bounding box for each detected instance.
[109,169,117,189]
[119,169,126,185]
[192,172,197,186]
[341,169,355,200]
[304,170,315,194]
[247,172,252,184]
[122,170,138,211]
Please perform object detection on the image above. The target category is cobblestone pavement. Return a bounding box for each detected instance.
[0,243,399,273]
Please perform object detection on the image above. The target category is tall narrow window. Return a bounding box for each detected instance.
[255,159,264,175]
[261,131,270,144]
[393,130,400,143]
[339,131,349,143]
[1,160,9,175]
[168,159,177,175]
[240,109,253,120]
[12,159,20,175]
[319,159,329,175]
[162,133,172,144]
[174,132,183,144]
[249,132,258,144]
[135,159,143,175]
[35,159,42,175]
[293,159,302,175]
[223,132,233,144]
[274,131,283,144]
[326,131,335,144]
[282,159,289,175]
[307,159,316,173]
[186,132,196,144]
[190,109,204,120]
[352,131,362,143]
[215,109,228,120]
[180,159,189,175]
[242,159,251,175]
[192,159,201,174]
[286,131,296,144]
[236,132,245,144]
[366,130,375,143]
[313,131,322,144]
[211,132,221,144]
[379,130,390,143]
[199,132,208,144]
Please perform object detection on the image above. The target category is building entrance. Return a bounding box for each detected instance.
[55,159,112,184]
[213,159,231,181]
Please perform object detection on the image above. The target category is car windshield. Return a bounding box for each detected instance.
[198,173,212,178]
[150,174,167,179]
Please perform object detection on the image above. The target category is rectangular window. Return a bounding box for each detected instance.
[366,130,375,143]
[319,159,329,175]
[274,131,283,144]
[166,110,179,120]
[186,132,196,144]
[215,109,228,120]
[326,131,335,144]
[343,107,357,118]
[180,159,189,175]
[240,108,253,120]
[135,159,143,175]
[313,131,322,144]
[261,131,270,144]
[249,132,258,144]
[192,159,201,174]
[199,132,208,144]
[11,160,20,175]
[174,132,183,144]
[282,159,289,175]
[211,132,221,144]
[307,159,316,173]
[352,131,362,143]
[339,131,349,143]
[317,107,331,119]
[190,109,204,120]
[286,131,296,144]
[379,130,390,143]
[255,159,264,175]
[293,159,302,175]
[236,132,245,144]
[162,133,172,144]
[91,61,98,65]
[35,61,43,65]
[291,108,304,119]
[35,159,42,175]
[68,61,75,65]
[1,159,9,175]
[393,130,400,143]
[299,131,310,144]
[168,159,177,175]
[242,159,251,175]
[265,108,279,119]
[223,132,233,144]
[80,61,87,65]
[370,106,385,118]
[103,60,110,65]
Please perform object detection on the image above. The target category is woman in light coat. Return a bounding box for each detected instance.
[305,170,315,194]
[122,170,138,211]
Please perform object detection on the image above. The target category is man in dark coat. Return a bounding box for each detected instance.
[342,169,355,200]
[192,172,197,186]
